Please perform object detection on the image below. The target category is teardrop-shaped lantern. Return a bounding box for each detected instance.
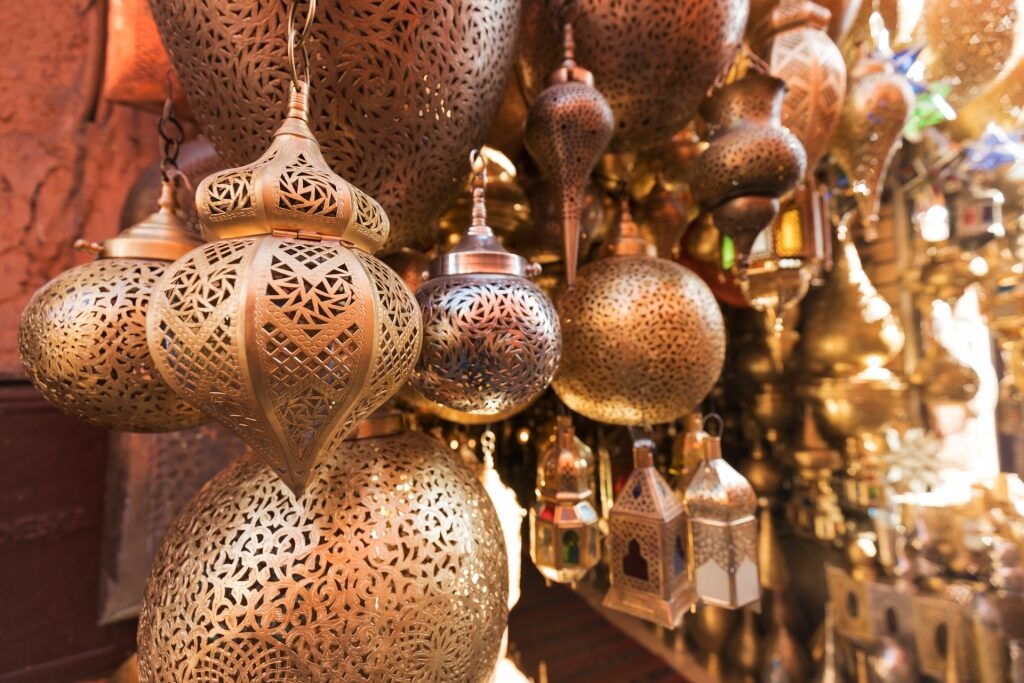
[529,414,601,584]
[554,200,726,425]
[685,429,760,610]
[524,13,614,285]
[411,153,561,419]
[830,49,913,240]
[20,180,207,433]
[147,84,421,494]
[763,0,847,174]
[693,72,807,267]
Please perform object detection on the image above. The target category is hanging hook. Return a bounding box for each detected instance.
[157,71,185,184]
[702,413,724,438]
[287,0,318,92]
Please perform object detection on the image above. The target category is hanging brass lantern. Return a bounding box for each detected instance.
[830,49,913,240]
[411,152,560,419]
[147,21,421,494]
[685,428,760,610]
[604,439,695,628]
[693,71,807,268]
[149,0,521,252]
[801,221,904,375]
[553,200,725,426]
[635,183,692,259]
[524,10,614,285]
[530,415,601,584]
[762,0,847,174]
[518,0,747,151]
[137,409,508,682]
[19,173,206,433]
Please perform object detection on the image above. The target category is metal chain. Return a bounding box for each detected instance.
[158,72,185,183]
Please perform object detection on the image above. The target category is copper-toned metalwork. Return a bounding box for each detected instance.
[148,84,420,494]
[830,52,913,240]
[518,0,747,152]
[19,180,206,433]
[149,0,520,252]
[102,0,187,112]
[515,180,607,266]
[120,138,224,237]
[764,0,847,174]
[920,0,1018,107]
[685,431,760,610]
[635,184,691,259]
[676,213,749,309]
[800,223,904,375]
[816,0,863,42]
[524,15,614,286]
[670,411,707,490]
[604,440,695,628]
[437,147,529,249]
[137,412,508,682]
[693,72,807,265]
[530,415,601,584]
[99,424,247,624]
[412,154,560,419]
[553,203,725,426]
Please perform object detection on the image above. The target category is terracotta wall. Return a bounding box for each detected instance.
[0,0,158,379]
[0,1,157,679]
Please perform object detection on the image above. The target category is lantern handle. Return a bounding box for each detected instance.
[287,0,318,92]
[702,413,724,438]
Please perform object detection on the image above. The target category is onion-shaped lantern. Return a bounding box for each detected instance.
[524,11,614,285]
[693,71,807,269]
[19,178,207,433]
[147,71,420,494]
[530,414,601,584]
[604,439,695,628]
[411,152,560,420]
[137,409,508,681]
[684,427,760,610]
[553,199,726,425]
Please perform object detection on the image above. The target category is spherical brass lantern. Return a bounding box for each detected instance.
[137,410,508,682]
[19,180,207,433]
[148,0,521,252]
[147,81,421,495]
[553,202,726,426]
[411,154,560,420]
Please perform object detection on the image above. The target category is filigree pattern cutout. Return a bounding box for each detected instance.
[149,0,521,251]
[413,276,560,416]
[277,153,343,217]
[553,256,725,425]
[137,431,508,682]
[19,259,207,432]
[147,236,420,492]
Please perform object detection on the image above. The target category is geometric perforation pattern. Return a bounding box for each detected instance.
[19,258,207,433]
[137,431,508,682]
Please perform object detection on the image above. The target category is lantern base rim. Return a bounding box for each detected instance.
[602,580,696,629]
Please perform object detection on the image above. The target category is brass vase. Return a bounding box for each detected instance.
[148,0,521,252]
[830,52,913,240]
[693,72,807,266]
[517,0,748,151]
[137,411,508,682]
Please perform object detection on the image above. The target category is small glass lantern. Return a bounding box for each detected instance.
[530,415,601,584]
[685,430,760,610]
[604,439,695,628]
